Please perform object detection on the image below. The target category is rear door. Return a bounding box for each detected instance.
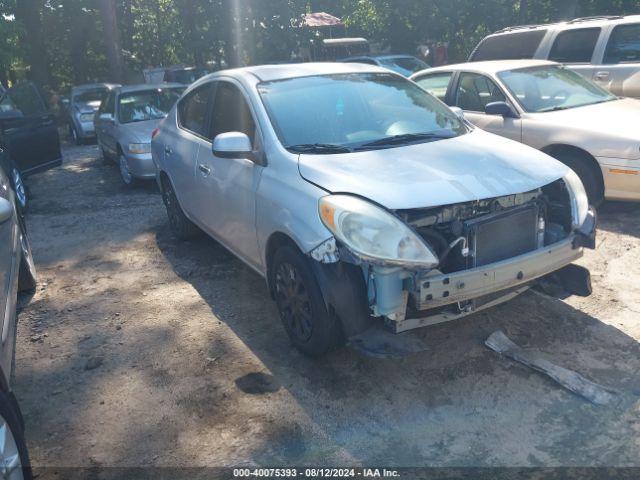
[548,27,603,82]
[452,72,522,141]
[595,23,640,98]
[0,82,61,175]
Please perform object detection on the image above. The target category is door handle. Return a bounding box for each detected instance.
[595,71,610,81]
[198,164,211,176]
[164,145,173,155]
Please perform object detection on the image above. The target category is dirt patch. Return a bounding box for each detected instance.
[14,143,640,470]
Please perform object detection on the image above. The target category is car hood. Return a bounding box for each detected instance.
[531,98,640,159]
[121,119,162,143]
[297,129,569,210]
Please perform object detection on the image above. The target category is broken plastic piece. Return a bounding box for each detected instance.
[485,330,616,406]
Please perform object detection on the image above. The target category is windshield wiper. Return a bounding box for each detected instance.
[355,132,454,150]
[286,143,352,154]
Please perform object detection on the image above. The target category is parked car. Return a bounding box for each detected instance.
[152,63,595,356]
[95,83,184,185]
[143,66,210,85]
[0,151,36,479]
[411,59,640,204]
[340,54,430,77]
[468,15,640,98]
[66,83,120,144]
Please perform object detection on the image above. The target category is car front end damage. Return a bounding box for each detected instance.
[310,173,596,336]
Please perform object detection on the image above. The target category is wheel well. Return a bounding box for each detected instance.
[159,171,171,191]
[542,144,604,191]
[264,232,300,297]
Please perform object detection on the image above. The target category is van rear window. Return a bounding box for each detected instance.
[470,30,547,61]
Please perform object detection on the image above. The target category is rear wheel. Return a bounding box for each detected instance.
[270,245,344,356]
[161,178,199,240]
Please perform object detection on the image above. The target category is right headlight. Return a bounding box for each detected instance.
[319,194,439,267]
[563,170,589,228]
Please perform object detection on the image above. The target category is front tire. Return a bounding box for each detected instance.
[552,151,604,207]
[17,218,36,293]
[161,178,199,240]
[69,124,81,146]
[270,245,344,356]
[0,390,33,480]
[118,155,137,186]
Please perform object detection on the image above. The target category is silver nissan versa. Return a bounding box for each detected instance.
[151,63,596,356]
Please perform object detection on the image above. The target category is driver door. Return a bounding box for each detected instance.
[452,72,522,142]
[198,79,263,269]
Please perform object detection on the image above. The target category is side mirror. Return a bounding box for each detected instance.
[0,109,24,121]
[212,132,254,160]
[0,197,12,224]
[485,101,519,118]
[449,106,465,120]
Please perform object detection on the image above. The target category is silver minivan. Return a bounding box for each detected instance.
[152,63,596,356]
[470,15,640,98]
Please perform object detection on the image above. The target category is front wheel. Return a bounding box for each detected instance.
[553,151,604,207]
[161,178,199,240]
[0,391,33,480]
[118,155,137,186]
[17,217,36,293]
[270,245,344,356]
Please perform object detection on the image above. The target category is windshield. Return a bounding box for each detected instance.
[378,56,429,76]
[118,87,183,124]
[165,68,209,84]
[498,65,617,113]
[73,88,107,104]
[258,73,467,152]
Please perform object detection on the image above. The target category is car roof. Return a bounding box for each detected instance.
[491,14,640,35]
[415,59,557,76]
[115,83,185,94]
[226,62,393,82]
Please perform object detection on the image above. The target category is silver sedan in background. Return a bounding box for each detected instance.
[95,83,184,185]
[67,83,119,144]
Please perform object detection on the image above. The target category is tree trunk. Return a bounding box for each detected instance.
[98,0,124,82]
[177,0,204,66]
[519,0,529,24]
[14,1,51,87]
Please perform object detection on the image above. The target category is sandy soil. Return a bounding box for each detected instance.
[13,144,640,473]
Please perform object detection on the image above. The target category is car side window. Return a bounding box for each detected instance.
[470,30,547,61]
[454,72,506,112]
[177,83,211,137]
[549,28,600,63]
[414,72,453,101]
[604,23,640,64]
[6,83,45,116]
[209,81,256,145]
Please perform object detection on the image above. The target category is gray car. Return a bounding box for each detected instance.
[340,54,430,77]
[95,84,184,185]
[0,152,36,479]
[152,63,596,356]
[67,83,119,144]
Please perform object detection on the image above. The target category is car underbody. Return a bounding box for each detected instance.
[310,178,596,337]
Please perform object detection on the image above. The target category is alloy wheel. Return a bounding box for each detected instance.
[275,262,313,342]
[0,414,23,480]
[11,170,25,210]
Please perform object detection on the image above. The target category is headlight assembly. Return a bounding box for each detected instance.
[563,170,589,228]
[128,143,151,154]
[319,194,439,267]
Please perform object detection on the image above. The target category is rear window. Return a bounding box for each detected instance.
[549,28,600,63]
[604,23,640,64]
[470,30,547,61]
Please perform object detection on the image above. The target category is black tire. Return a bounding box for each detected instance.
[552,150,604,207]
[17,214,36,293]
[69,124,81,146]
[270,245,345,356]
[0,390,33,480]
[161,178,199,240]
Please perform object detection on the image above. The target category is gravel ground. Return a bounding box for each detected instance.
[13,144,640,474]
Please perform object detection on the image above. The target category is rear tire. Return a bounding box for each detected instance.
[161,178,199,240]
[270,245,344,356]
[551,150,604,207]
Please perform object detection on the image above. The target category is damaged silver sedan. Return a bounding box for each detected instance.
[151,63,596,356]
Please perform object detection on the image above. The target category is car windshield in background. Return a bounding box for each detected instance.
[118,88,183,124]
[74,89,107,103]
[498,65,617,113]
[258,72,467,153]
[378,56,429,76]
[166,68,209,84]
